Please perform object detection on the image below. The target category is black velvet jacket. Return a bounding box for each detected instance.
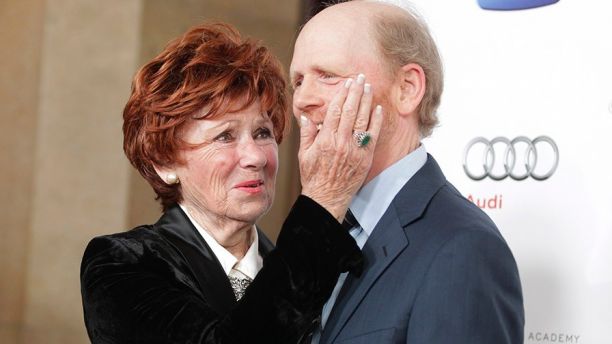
[80,196,362,343]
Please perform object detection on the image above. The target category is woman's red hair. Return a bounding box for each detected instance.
[123,22,288,210]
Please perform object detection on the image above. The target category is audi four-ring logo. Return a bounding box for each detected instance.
[463,136,559,181]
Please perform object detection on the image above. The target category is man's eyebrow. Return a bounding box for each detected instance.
[289,66,352,86]
[311,65,334,75]
[292,65,339,78]
[314,65,354,79]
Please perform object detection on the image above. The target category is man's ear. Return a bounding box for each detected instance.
[394,63,426,117]
[154,165,180,185]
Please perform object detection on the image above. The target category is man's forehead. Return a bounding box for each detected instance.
[291,37,373,77]
[298,18,361,46]
[292,15,377,67]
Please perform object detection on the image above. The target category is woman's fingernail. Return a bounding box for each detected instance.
[300,115,309,127]
[356,73,365,85]
[376,105,382,115]
[344,78,354,88]
[364,83,371,94]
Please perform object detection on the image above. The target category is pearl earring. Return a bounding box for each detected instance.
[166,173,179,185]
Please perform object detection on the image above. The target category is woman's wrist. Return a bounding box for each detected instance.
[300,191,348,221]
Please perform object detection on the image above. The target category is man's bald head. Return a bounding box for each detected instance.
[300,0,443,137]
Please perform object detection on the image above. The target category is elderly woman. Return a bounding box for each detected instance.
[80,22,381,343]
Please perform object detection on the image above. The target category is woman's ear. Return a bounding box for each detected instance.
[394,63,426,117]
[154,165,180,185]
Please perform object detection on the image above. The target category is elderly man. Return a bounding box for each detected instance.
[290,1,525,343]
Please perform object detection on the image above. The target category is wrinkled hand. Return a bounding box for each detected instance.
[298,75,383,221]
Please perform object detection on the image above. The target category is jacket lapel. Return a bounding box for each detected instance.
[156,205,237,315]
[321,205,407,343]
[257,225,275,257]
[322,155,447,343]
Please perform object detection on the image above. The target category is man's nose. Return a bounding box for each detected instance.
[293,78,325,115]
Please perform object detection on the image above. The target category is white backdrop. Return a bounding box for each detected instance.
[410,1,612,343]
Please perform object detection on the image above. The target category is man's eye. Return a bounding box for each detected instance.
[293,79,302,89]
[319,73,340,84]
[254,127,273,140]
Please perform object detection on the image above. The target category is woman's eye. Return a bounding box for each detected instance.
[254,127,273,140]
[214,131,233,142]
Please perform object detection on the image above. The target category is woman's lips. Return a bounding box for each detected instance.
[234,180,264,194]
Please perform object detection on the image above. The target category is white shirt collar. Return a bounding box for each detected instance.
[351,144,427,237]
[179,204,263,280]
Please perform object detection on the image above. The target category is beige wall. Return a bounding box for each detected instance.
[0,0,46,342]
[0,0,301,343]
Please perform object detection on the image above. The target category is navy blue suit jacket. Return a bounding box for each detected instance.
[319,155,524,343]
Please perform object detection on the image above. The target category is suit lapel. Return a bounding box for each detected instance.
[322,155,447,343]
[156,205,237,315]
[257,225,275,257]
[156,206,277,316]
[321,205,407,343]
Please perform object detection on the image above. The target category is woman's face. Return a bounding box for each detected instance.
[175,98,278,225]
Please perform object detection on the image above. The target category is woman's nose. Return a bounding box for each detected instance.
[238,138,267,169]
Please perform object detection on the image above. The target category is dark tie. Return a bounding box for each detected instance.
[341,209,364,278]
[342,209,359,231]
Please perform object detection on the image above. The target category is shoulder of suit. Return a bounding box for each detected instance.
[83,224,176,263]
[424,181,503,239]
